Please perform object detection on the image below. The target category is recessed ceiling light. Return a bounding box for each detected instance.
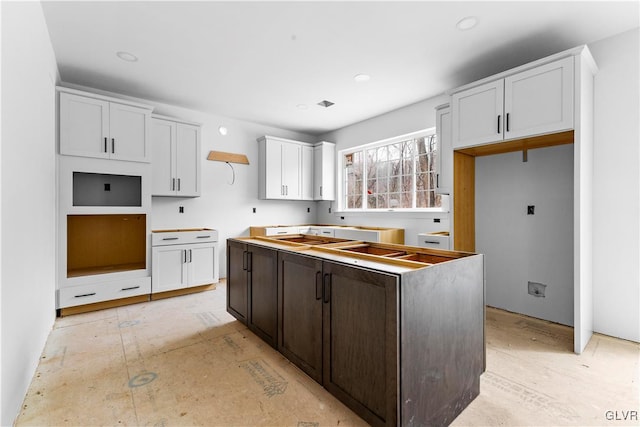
[296,104,308,110]
[218,126,228,136]
[456,16,478,31]
[354,73,371,82]
[116,51,138,62]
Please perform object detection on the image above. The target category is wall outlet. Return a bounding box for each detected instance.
[527,205,535,215]
[528,281,546,297]
[307,207,310,213]
[179,206,184,213]
[252,207,256,213]
[104,183,110,191]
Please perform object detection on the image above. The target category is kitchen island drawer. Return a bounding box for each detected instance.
[58,276,151,308]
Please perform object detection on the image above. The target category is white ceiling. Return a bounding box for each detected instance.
[41,1,639,135]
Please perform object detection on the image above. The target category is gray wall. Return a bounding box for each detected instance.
[476,145,574,326]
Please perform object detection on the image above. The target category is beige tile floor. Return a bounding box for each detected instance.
[16,281,640,426]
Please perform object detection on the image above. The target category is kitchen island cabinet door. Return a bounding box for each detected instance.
[322,261,398,427]
[226,240,248,323]
[278,252,323,382]
[247,243,278,347]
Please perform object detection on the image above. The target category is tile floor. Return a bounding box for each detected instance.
[16,282,640,426]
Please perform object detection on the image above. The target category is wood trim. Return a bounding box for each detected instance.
[59,294,150,317]
[456,130,574,157]
[454,151,476,252]
[378,228,405,244]
[151,283,217,301]
[207,150,250,165]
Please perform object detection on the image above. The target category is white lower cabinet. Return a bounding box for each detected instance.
[151,229,219,294]
[58,276,151,308]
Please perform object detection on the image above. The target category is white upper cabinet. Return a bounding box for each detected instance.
[503,57,574,140]
[302,145,314,201]
[258,136,302,200]
[452,80,504,148]
[258,136,335,201]
[452,56,574,149]
[435,105,452,195]
[313,141,335,201]
[151,116,201,197]
[59,89,152,162]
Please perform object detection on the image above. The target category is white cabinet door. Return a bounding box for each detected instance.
[175,123,200,197]
[59,91,150,162]
[314,142,336,200]
[504,57,574,140]
[263,139,284,198]
[109,102,149,162]
[152,244,188,293]
[435,105,452,195]
[187,243,217,286]
[301,145,314,200]
[281,142,301,199]
[59,92,110,159]
[452,80,504,149]
[151,119,176,196]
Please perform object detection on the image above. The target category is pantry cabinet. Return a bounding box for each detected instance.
[435,104,452,194]
[59,89,152,162]
[151,116,201,197]
[452,56,574,149]
[313,141,336,200]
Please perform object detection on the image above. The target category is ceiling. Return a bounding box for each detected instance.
[41,1,639,136]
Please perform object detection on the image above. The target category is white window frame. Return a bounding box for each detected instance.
[337,128,446,213]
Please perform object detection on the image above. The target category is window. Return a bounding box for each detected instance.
[341,129,441,211]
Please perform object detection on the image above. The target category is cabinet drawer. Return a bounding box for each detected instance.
[417,233,451,250]
[152,229,218,246]
[59,276,151,308]
[264,226,300,236]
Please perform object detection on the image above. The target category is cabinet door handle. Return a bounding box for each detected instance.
[315,271,322,300]
[242,250,248,271]
[436,174,440,188]
[506,113,510,132]
[183,249,187,263]
[121,285,140,291]
[171,178,175,191]
[189,249,192,263]
[111,138,115,153]
[323,273,331,304]
[247,252,253,272]
[74,292,96,298]
[320,186,323,197]
[281,185,284,196]
[104,137,108,153]
[177,178,181,191]
[497,115,501,134]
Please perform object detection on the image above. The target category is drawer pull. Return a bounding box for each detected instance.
[424,240,441,245]
[276,231,288,235]
[121,286,140,291]
[162,237,179,241]
[74,292,96,298]
[196,235,211,239]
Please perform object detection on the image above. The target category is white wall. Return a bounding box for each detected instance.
[316,95,451,246]
[1,2,59,425]
[590,28,640,343]
[476,145,574,326]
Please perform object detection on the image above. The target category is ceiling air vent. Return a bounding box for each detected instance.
[317,100,335,108]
